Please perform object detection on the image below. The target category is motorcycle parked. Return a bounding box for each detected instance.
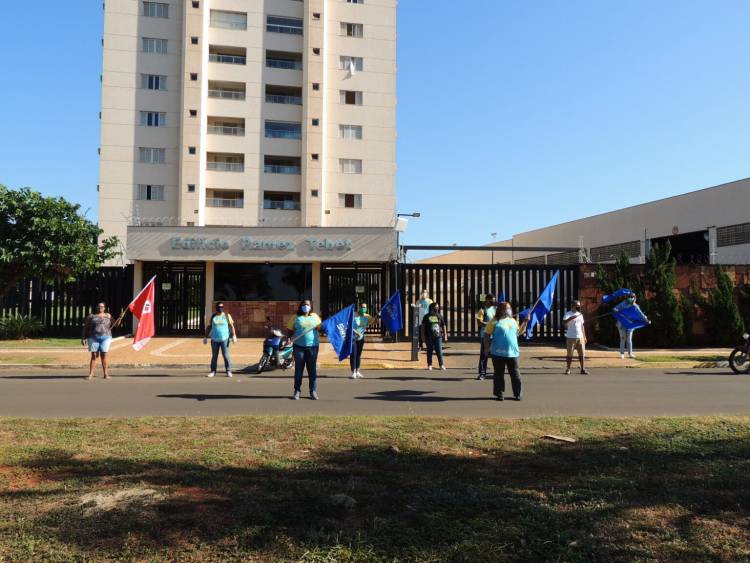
[257,319,294,374]
[729,332,750,374]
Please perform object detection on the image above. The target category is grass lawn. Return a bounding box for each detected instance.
[0,417,749,562]
[636,355,726,363]
[0,338,82,349]
[0,355,52,365]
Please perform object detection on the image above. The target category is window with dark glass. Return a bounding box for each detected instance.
[214,263,312,301]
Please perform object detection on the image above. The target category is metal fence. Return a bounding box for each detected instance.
[0,267,134,337]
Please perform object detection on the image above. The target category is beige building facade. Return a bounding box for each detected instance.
[98,0,398,333]
[420,178,750,266]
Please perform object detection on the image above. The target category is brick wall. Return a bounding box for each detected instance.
[214,301,299,338]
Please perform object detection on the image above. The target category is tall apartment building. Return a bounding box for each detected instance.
[99,0,399,335]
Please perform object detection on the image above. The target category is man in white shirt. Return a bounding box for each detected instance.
[563,300,589,375]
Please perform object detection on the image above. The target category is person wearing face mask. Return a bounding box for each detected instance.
[614,293,648,359]
[287,300,323,400]
[416,289,433,350]
[483,302,528,401]
[475,293,497,381]
[350,302,371,379]
[563,300,589,375]
[421,302,447,370]
[204,302,237,378]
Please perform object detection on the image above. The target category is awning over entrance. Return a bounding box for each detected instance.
[126,226,398,263]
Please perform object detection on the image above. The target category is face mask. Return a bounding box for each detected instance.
[628,297,635,304]
[360,307,367,314]
[301,305,311,314]
[505,308,513,317]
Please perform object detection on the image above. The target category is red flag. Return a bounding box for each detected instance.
[129,276,156,351]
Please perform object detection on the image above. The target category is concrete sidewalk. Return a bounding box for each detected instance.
[0,337,730,371]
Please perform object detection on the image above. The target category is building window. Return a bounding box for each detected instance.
[341,22,363,37]
[266,50,303,70]
[142,37,168,54]
[340,90,363,105]
[339,124,363,139]
[136,184,165,201]
[311,118,319,126]
[717,222,750,247]
[141,74,166,90]
[263,191,301,211]
[189,109,197,117]
[347,0,364,3]
[264,156,302,175]
[267,16,303,35]
[192,1,199,8]
[339,56,363,72]
[311,189,319,197]
[188,146,196,155]
[210,10,247,30]
[187,184,196,192]
[143,2,168,18]
[265,121,302,139]
[340,159,362,174]
[339,193,362,208]
[312,83,320,91]
[214,263,312,302]
[206,189,244,208]
[138,147,166,164]
[190,72,198,81]
[589,241,641,263]
[311,153,319,160]
[140,111,166,127]
[265,85,303,105]
[191,36,199,45]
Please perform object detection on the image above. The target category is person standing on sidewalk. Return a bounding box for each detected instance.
[563,300,589,375]
[416,289,433,351]
[204,303,237,378]
[287,299,323,400]
[82,302,114,380]
[350,302,371,379]
[475,293,496,380]
[483,301,528,401]
[614,293,649,359]
[421,302,447,370]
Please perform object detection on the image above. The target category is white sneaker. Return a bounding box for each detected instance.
[226,371,233,378]
[207,372,215,378]
[428,366,433,371]
[620,353,625,360]
[356,370,364,378]
[441,366,447,371]
[350,371,358,379]
[628,353,636,359]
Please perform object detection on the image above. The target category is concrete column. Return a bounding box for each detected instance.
[131,261,144,332]
[204,261,215,327]
[312,261,322,311]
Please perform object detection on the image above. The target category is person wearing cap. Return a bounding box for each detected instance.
[563,300,589,375]
[475,293,496,380]
[204,302,237,378]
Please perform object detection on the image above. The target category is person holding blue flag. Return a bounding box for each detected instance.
[287,299,323,401]
[350,302,371,379]
[483,301,530,401]
[614,293,650,359]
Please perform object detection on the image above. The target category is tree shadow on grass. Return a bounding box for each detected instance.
[7,432,750,561]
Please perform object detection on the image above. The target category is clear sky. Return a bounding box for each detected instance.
[1,1,749,258]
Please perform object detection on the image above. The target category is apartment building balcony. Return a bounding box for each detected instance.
[264,121,302,140]
[265,85,302,106]
[207,117,245,137]
[206,153,244,172]
[264,155,301,175]
[265,50,303,71]
[208,81,246,100]
[209,45,247,65]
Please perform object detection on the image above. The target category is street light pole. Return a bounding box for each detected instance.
[396,212,420,350]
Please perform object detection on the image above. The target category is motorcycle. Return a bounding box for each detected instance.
[729,332,750,374]
[257,319,294,374]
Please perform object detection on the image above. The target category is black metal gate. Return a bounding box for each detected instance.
[321,264,388,334]
[142,262,206,334]
[401,264,579,341]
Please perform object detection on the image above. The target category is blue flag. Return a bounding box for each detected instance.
[526,270,560,339]
[603,288,634,304]
[612,304,649,331]
[322,305,355,361]
[380,292,403,332]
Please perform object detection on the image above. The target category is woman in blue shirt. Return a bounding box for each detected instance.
[482,301,529,401]
[350,303,371,379]
[287,299,322,400]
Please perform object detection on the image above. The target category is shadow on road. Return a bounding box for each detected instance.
[157,394,290,401]
[355,390,492,403]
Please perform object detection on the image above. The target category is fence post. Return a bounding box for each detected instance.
[411,305,419,361]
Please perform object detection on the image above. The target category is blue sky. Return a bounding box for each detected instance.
[1,1,749,256]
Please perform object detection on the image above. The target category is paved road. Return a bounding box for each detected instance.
[0,367,748,418]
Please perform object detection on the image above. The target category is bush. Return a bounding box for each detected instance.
[701,268,745,346]
[0,314,44,339]
[641,242,684,347]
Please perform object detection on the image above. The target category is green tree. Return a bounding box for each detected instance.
[593,251,641,344]
[702,268,745,346]
[641,241,683,346]
[0,186,119,296]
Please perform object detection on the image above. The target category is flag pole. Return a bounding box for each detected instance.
[128,275,157,309]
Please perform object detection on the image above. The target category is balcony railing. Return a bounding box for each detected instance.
[207,125,245,136]
[208,89,245,100]
[206,197,244,208]
[266,24,303,35]
[266,94,302,105]
[266,58,302,70]
[207,161,244,172]
[264,164,301,174]
[209,53,246,65]
[210,20,247,30]
[265,129,302,140]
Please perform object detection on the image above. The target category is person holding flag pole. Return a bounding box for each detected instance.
[287,299,324,400]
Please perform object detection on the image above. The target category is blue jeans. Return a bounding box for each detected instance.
[478,337,489,376]
[618,325,633,355]
[293,345,319,392]
[426,337,444,367]
[350,338,365,371]
[210,339,232,373]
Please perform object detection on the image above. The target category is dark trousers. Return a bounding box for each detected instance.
[491,356,522,398]
[293,345,319,392]
[210,339,231,372]
[426,337,444,367]
[478,338,489,376]
[350,338,365,371]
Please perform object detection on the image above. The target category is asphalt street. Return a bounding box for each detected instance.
[0,367,748,418]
